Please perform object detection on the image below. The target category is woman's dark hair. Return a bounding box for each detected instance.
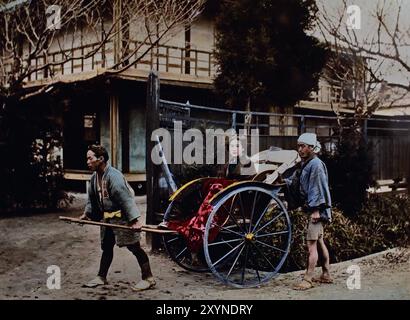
[88,144,109,162]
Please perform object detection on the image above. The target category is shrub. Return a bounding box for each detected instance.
[29,133,74,210]
[0,107,73,213]
[321,130,374,217]
[282,193,409,272]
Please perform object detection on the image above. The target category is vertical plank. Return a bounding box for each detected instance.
[28,43,32,81]
[71,49,74,73]
[81,46,84,71]
[208,52,211,77]
[166,47,169,72]
[298,116,305,135]
[43,53,47,78]
[92,45,95,69]
[102,42,106,68]
[61,53,64,75]
[109,95,120,168]
[145,71,161,249]
[195,50,198,76]
[180,49,184,74]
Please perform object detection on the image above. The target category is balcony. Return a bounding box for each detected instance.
[1,40,217,88]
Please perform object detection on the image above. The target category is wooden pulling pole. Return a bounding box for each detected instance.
[59,216,177,235]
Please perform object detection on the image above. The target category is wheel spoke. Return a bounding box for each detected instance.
[211,241,245,268]
[251,199,273,233]
[220,204,246,233]
[175,246,188,259]
[208,238,243,247]
[210,222,244,237]
[225,243,246,280]
[238,192,247,229]
[250,241,277,270]
[255,211,284,234]
[255,230,289,238]
[249,191,259,233]
[220,238,235,250]
[255,269,261,283]
[165,236,180,244]
[242,243,262,284]
[241,245,249,284]
[255,239,286,253]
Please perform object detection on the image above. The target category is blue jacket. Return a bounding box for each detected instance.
[85,164,140,222]
[285,156,332,222]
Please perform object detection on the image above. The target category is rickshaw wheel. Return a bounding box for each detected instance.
[203,184,291,288]
[162,179,211,272]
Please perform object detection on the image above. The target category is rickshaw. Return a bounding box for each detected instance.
[161,149,300,288]
[60,148,300,289]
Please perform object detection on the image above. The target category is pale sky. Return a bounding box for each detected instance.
[313,0,410,87]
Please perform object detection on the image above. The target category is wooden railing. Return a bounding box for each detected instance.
[1,40,216,84]
[128,40,214,77]
[309,83,344,104]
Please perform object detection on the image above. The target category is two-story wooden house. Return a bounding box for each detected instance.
[1,1,407,188]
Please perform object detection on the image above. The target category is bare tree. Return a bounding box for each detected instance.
[316,0,409,123]
[0,0,205,106]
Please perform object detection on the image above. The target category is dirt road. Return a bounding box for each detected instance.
[0,194,409,300]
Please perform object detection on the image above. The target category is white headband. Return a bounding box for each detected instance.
[298,133,321,153]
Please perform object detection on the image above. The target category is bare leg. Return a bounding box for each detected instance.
[294,240,318,290]
[317,237,331,278]
[305,240,318,281]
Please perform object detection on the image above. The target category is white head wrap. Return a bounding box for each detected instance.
[297,133,321,153]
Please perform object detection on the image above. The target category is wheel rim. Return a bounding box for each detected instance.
[203,186,291,288]
[162,181,209,272]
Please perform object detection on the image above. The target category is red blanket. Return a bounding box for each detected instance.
[168,178,235,252]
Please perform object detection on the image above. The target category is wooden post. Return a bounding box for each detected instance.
[81,46,84,71]
[194,50,198,76]
[165,47,169,72]
[298,116,305,136]
[180,49,184,74]
[28,43,32,81]
[43,53,48,78]
[113,0,122,68]
[146,71,161,250]
[71,49,74,73]
[110,95,120,168]
[61,53,64,75]
[102,42,106,68]
[208,52,211,77]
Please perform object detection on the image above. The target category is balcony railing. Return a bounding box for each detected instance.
[1,40,216,84]
[309,82,346,103]
[309,83,345,104]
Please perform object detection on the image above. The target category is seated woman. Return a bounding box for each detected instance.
[222,136,255,180]
[159,137,254,236]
